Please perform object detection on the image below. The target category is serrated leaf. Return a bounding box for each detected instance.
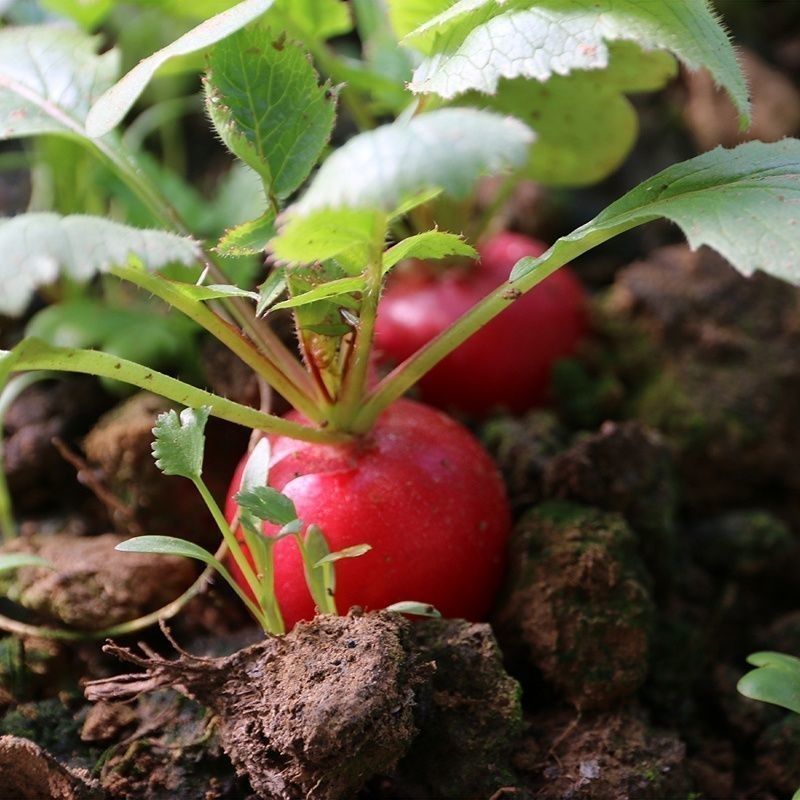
[217,211,276,256]
[271,208,384,270]
[271,276,364,311]
[235,485,297,525]
[151,406,211,481]
[385,600,442,618]
[256,266,287,315]
[0,214,202,317]
[480,42,678,186]
[738,659,800,715]
[86,0,277,137]
[293,108,534,214]
[405,0,749,126]
[383,231,476,271]
[314,543,372,567]
[205,28,336,198]
[511,140,800,287]
[0,25,119,140]
[0,553,53,575]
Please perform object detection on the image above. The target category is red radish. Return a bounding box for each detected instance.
[375,231,587,416]
[226,399,510,630]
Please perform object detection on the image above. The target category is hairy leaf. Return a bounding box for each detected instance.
[217,211,276,256]
[235,485,297,525]
[86,0,277,136]
[0,553,53,575]
[404,0,749,126]
[256,266,288,314]
[271,276,364,310]
[205,28,335,198]
[270,208,385,270]
[383,230,477,271]
[0,25,119,140]
[151,406,211,481]
[294,108,534,214]
[173,283,260,302]
[0,214,202,317]
[511,140,800,287]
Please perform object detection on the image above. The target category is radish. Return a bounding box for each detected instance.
[225,399,510,630]
[375,232,587,416]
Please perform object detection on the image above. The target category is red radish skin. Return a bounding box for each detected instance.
[375,231,587,416]
[226,399,510,630]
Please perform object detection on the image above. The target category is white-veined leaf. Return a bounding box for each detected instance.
[0,214,201,316]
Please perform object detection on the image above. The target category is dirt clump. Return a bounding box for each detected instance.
[81,392,248,546]
[4,377,112,512]
[0,531,196,629]
[604,245,800,510]
[494,502,653,710]
[516,709,689,799]
[0,735,102,800]
[392,619,523,798]
[86,612,431,800]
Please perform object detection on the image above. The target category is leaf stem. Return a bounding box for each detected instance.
[354,246,578,430]
[2,339,347,444]
[111,265,320,421]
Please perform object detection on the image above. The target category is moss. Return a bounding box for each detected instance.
[494,502,654,710]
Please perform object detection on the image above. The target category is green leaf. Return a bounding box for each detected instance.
[270,276,364,311]
[383,231,477,271]
[41,0,114,28]
[385,600,441,618]
[86,0,277,137]
[0,553,53,575]
[0,25,119,140]
[272,0,353,40]
[235,485,297,525]
[387,0,452,39]
[256,266,287,315]
[480,42,678,186]
[314,543,372,567]
[116,535,219,566]
[511,140,800,288]
[0,214,202,317]
[217,211,277,257]
[205,27,336,198]
[173,283,260,302]
[738,654,800,715]
[151,406,211,481]
[270,208,385,270]
[404,0,749,126]
[301,523,336,613]
[293,108,534,214]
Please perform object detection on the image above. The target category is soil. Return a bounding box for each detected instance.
[3,6,800,798]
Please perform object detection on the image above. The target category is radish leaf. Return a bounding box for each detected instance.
[151,406,211,481]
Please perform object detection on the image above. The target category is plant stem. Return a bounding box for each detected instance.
[193,477,272,631]
[2,339,347,444]
[111,265,320,422]
[354,249,573,431]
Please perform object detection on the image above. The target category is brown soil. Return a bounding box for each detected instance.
[0,531,196,629]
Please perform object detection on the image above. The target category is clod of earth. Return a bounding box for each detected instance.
[603,245,800,511]
[3,377,112,512]
[515,709,689,799]
[0,735,102,800]
[84,612,523,800]
[494,501,654,710]
[0,532,196,629]
[83,392,244,546]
